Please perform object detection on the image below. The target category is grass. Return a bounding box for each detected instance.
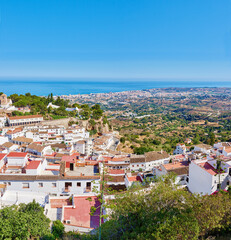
[50,115,68,120]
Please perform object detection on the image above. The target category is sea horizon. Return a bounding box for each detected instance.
[1,78,231,96]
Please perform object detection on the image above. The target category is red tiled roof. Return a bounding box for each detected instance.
[127,176,138,182]
[7,152,27,158]
[6,127,22,134]
[45,153,56,157]
[25,161,41,169]
[62,153,80,162]
[0,153,7,161]
[109,158,127,162]
[50,198,72,208]
[198,162,216,175]
[108,169,125,174]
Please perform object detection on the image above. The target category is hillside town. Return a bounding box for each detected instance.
[0,92,231,235]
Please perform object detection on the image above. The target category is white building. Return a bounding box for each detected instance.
[0,115,6,128]
[222,147,231,157]
[6,152,28,168]
[7,115,43,127]
[173,143,187,155]
[0,94,12,108]
[47,102,59,109]
[0,136,8,145]
[129,155,146,172]
[154,161,189,186]
[188,159,231,195]
[74,139,93,155]
[6,127,24,140]
[26,143,53,156]
[0,158,100,203]
[193,144,213,155]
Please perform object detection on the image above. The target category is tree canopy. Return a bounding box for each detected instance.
[0,200,50,239]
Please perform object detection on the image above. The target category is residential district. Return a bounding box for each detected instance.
[0,92,231,234]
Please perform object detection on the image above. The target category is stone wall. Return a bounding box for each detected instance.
[41,117,76,128]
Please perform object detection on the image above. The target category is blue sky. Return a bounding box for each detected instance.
[0,0,231,80]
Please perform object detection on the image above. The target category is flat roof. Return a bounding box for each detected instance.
[63,196,101,229]
[8,115,43,120]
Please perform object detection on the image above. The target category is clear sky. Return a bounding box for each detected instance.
[0,0,231,80]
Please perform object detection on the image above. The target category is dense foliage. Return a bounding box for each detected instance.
[97,177,231,240]
[9,93,104,121]
[0,200,50,239]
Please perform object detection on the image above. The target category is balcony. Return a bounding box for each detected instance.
[63,187,71,193]
[84,187,91,193]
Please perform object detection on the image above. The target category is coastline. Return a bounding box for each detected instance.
[0,79,231,96]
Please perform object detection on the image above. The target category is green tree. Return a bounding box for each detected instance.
[51,220,65,239]
[0,200,50,239]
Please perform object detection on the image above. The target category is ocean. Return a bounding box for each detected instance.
[1,79,231,96]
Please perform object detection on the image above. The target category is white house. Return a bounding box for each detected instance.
[194,144,213,155]
[173,143,187,155]
[11,136,33,146]
[129,155,146,172]
[1,142,19,153]
[0,115,6,128]
[74,139,93,155]
[25,159,48,175]
[26,143,53,156]
[153,161,189,186]
[6,127,24,140]
[0,136,9,145]
[188,159,231,195]
[6,152,28,168]
[144,151,170,171]
[222,147,231,157]
[47,102,59,109]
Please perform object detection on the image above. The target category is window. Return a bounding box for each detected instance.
[65,182,72,191]
[70,163,74,171]
[52,183,56,188]
[77,182,81,187]
[180,176,185,181]
[86,182,91,191]
[137,164,139,167]
[7,182,11,186]
[132,165,134,167]
[38,183,43,187]
[227,181,230,186]
[23,183,29,189]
